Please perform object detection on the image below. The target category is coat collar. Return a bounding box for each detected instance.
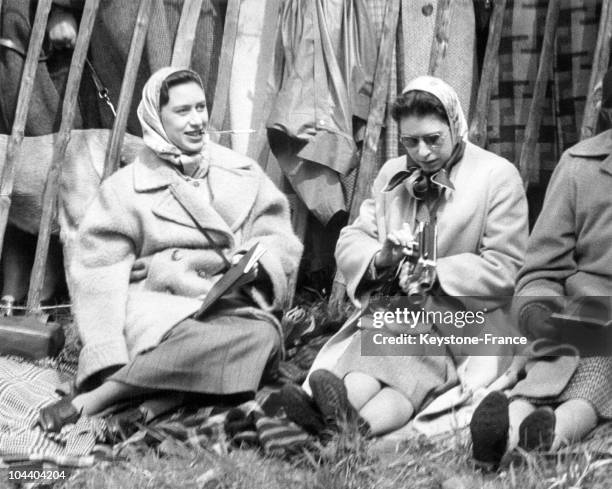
[131,144,259,233]
[568,130,612,176]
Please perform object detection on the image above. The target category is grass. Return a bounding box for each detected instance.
[49,424,612,489]
[6,303,612,489]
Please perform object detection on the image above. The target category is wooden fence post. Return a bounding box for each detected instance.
[328,0,401,312]
[208,0,241,144]
[580,0,612,140]
[27,0,101,312]
[103,0,154,179]
[517,0,560,188]
[428,0,452,75]
[0,0,52,257]
[171,0,204,68]
[469,0,507,147]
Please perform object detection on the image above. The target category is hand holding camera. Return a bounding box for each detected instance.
[374,224,420,269]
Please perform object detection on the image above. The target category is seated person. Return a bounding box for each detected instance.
[470,122,612,469]
[280,76,528,437]
[37,67,302,431]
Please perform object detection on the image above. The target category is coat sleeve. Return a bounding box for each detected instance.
[436,163,528,297]
[515,156,577,298]
[334,169,388,306]
[68,181,137,386]
[238,165,303,310]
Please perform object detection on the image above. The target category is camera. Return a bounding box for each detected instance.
[398,221,437,298]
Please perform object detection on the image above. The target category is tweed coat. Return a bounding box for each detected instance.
[516,129,612,297]
[69,141,302,388]
[509,130,612,404]
[306,141,529,385]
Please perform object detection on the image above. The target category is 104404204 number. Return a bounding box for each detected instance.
[7,469,67,481]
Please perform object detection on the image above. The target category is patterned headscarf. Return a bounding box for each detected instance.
[385,76,468,196]
[137,67,209,177]
[400,75,468,146]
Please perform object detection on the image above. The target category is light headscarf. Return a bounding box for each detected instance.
[137,67,209,177]
[384,76,468,197]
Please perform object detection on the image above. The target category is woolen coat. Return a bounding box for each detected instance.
[306,141,528,386]
[516,129,612,297]
[69,142,302,388]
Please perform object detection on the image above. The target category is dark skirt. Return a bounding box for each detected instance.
[331,330,458,412]
[110,311,280,395]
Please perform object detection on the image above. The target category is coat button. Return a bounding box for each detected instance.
[171,249,182,261]
[422,3,433,16]
[197,270,207,279]
[192,181,200,187]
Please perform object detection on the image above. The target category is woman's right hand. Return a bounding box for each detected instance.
[374,228,419,269]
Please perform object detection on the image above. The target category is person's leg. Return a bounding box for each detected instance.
[508,399,537,451]
[357,387,414,435]
[343,371,382,411]
[550,399,598,451]
[72,381,156,416]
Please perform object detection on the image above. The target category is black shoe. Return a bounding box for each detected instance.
[279,383,325,435]
[37,396,81,433]
[308,369,355,427]
[518,407,555,452]
[106,407,146,442]
[470,391,509,471]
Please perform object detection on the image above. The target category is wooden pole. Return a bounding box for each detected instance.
[580,0,612,140]
[469,0,507,147]
[328,0,401,312]
[103,0,154,179]
[517,0,560,188]
[208,0,241,144]
[171,0,204,68]
[428,0,452,76]
[0,0,52,256]
[27,0,101,312]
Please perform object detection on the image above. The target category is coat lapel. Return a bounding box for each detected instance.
[132,144,259,234]
[166,180,232,236]
[207,145,259,232]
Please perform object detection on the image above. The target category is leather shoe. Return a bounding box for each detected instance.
[279,383,325,435]
[37,396,81,433]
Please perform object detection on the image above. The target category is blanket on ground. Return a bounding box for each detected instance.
[0,357,105,470]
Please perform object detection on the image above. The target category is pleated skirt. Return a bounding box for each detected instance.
[110,310,280,395]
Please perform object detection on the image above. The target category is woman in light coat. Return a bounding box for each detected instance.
[37,67,302,432]
[281,76,528,437]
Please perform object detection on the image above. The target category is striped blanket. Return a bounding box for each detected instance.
[0,357,104,471]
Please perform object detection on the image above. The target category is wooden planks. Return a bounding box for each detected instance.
[517,0,561,188]
[171,0,204,68]
[580,0,612,140]
[0,0,52,255]
[207,0,241,144]
[328,0,401,312]
[428,0,452,76]
[103,0,154,179]
[469,0,507,147]
[27,0,101,312]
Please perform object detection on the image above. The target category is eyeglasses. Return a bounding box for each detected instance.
[400,132,444,149]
